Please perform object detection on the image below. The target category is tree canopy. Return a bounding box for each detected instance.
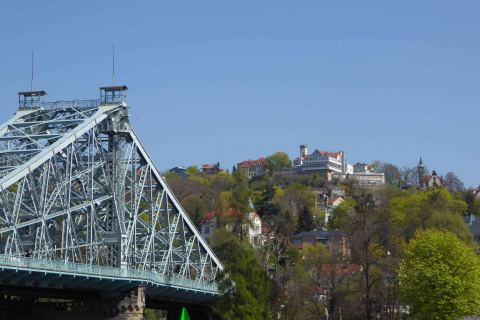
[210,230,274,320]
[443,171,465,193]
[389,188,471,243]
[399,229,480,320]
[265,151,291,174]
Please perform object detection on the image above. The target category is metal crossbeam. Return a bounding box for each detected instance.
[0,134,62,141]
[0,98,223,296]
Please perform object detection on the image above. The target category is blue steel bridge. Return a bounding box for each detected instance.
[0,87,224,317]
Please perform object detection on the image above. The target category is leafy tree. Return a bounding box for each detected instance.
[372,161,402,187]
[180,194,206,227]
[169,176,216,211]
[273,245,306,320]
[298,243,330,318]
[265,151,291,174]
[186,165,200,176]
[272,172,325,188]
[463,190,480,215]
[389,188,472,243]
[337,190,396,320]
[274,183,315,237]
[328,198,356,229]
[399,229,480,320]
[443,171,465,193]
[230,169,251,241]
[297,205,315,232]
[211,230,274,320]
[210,171,234,192]
[163,171,181,182]
[254,183,280,218]
[400,166,418,187]
[301,243,364,320]
[348,193,380,320]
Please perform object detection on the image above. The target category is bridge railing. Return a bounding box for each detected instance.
[38,100,101,111]
[0,254,218,293]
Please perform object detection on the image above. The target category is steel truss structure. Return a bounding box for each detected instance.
[0,90,223,287]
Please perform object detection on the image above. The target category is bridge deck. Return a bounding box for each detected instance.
[0,255,219,304]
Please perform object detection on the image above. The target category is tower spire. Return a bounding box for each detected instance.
[417,157,425,188]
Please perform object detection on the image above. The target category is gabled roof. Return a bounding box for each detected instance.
[309,149,342,158]
[200,211,216,224]
[328,196,344,206]
[238,157,266,168]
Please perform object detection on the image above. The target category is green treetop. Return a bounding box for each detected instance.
[210,229,274,320]
[399,229,480,320]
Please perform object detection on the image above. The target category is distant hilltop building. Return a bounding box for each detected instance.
[293,144,384,185]
[169,166,188,178]
[417,158,442,189]
[237,157,266,179]
[200,200,262,245]
[333,161,385,185]
[201,162,223,175]
[293,144,348,180]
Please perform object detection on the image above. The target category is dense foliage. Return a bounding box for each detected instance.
[162,155,479,320]
[210,230,274,320]
[399,229,480,319]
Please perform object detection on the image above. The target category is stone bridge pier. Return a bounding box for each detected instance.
[112,286,146,320]
[0,285,211,320]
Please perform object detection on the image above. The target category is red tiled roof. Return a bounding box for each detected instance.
[421,175,441,182]
[327,196,343,206]
[472,188,480,195]
[305,149,342,159]
[238,157,266,169]
[200,211,216,224]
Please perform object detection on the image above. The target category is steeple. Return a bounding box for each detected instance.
[418,157,424,167]
[417,157,425,187]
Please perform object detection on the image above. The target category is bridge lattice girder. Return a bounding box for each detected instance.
[0,100,223,288]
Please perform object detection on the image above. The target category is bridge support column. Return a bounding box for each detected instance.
[111,286,146,320]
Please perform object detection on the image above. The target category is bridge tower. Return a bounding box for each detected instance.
[0,86,224,317]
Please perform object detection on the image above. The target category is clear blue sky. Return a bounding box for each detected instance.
[1,1,479,186]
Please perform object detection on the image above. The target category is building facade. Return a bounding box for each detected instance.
[201,162,223,175]
[200,208,262,245]
[292,229,350,259]
[417,158,442,189]
[237,157,266,179]
[293,144,347,180]
[169,166,188,178]
[332,161,385,185]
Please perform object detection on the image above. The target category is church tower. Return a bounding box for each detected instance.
[417,157,425,187]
